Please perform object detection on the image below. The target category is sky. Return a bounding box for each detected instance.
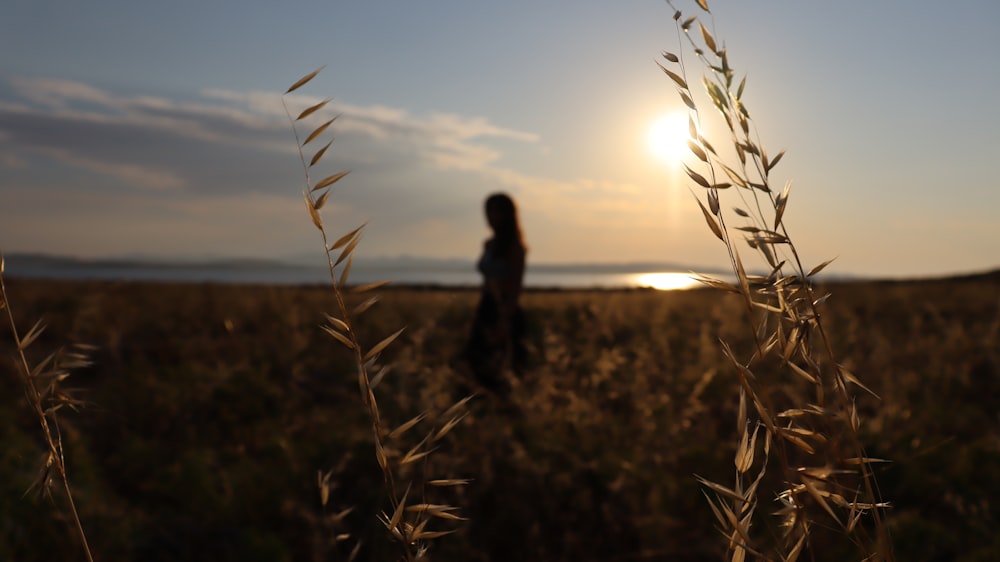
[2,0,998,278]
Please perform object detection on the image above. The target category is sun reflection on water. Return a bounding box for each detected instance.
[631,272,702,291]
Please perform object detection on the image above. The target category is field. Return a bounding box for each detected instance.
[2,274,999,561]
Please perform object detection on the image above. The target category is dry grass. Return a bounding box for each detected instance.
[1,277,998,560]
[0,258,95,562]
[662,1,890,559]
[282,68,470,560]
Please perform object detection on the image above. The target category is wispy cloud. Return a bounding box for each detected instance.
[205,88,541,171]
[1,77,544,191]
[37,147,186,191]
[0,77,546,258]
[0,76,676,263]
[5,76,284,149]
[10,78,117,109]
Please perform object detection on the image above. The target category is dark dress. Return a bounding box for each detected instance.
[463,240,527,392]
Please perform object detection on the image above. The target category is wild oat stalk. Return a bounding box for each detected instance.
[282,68,469,561]
[0,256,95,562]
[660,2,892,560]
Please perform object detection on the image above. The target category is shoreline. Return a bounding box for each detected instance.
[4,267,998,294]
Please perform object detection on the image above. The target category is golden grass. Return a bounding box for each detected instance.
[2,277,998,560]
[663,1,891,559]
[0,258,95,562]
[282,68,470,560]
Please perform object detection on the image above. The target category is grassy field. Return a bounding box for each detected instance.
[2,274,999,561]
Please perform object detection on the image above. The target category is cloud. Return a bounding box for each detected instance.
[1,77,544,195]
[10,77,116,109]
[0,75,681,264]
[0,77,535,257]
[36,147,185,191]
[204,88,541,171]
[5,76,286,149]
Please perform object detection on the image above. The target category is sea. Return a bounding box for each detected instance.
[2,254,731,291]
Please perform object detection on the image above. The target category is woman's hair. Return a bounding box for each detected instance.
[485,192,524,257]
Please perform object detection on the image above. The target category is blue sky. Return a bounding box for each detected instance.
[2,0,998,277]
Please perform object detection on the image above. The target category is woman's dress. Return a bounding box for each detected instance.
[463,240,527,392]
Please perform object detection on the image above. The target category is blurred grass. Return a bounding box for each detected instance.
[2,274,999,561]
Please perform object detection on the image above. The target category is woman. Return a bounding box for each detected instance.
[464,192,528,392]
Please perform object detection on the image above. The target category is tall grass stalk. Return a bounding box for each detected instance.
[0,256,95,562]
[662,2,892,560]
[281,68,469,561]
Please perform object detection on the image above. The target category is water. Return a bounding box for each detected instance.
[4,256,721,291]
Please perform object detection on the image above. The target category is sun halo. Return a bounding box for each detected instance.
[647,111,691,164]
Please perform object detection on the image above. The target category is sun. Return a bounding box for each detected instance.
[647,111,691,164]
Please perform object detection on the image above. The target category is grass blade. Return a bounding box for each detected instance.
[364,327,405,363]
[699,22,717,53]
[335,233,362,267]
[18,319,46,351]
[310,140,333,167]
[684,164,712,188]
[313,170,350,191]
[387,413,426,440]
[321,325,356,350]
[286,66,325,94]
[657,62,689,89]
[352,280,391,293]
[296,99,330,121]
[329,224,365,252]
[807,257,837,278]
[305,194,322,229]
[304,118,335,145]
[314,190,331,210]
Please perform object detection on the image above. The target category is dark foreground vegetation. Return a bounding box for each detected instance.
[2,273,999,561]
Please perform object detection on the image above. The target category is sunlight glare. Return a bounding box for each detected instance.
[647,112,690,164]
[633,272,701,291]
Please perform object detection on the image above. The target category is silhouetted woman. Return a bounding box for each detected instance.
[464,192,528,392]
